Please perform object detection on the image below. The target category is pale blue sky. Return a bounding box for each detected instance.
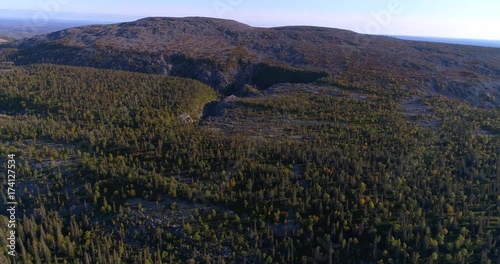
[1,0,499,40]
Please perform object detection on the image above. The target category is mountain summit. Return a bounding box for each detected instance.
[6,16,500,106]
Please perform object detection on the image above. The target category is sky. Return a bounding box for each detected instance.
[1,0,499,40]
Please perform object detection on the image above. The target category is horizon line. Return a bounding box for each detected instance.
[1,11,500,42]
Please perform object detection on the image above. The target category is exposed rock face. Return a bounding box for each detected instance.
[4,16,500,106]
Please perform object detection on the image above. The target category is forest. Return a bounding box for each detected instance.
[0,64,499,263]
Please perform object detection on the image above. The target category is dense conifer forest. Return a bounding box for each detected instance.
[0,64,498,263]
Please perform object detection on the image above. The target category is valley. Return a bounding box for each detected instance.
[0,17,499,263]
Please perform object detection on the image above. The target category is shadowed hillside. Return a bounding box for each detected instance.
[3,16,500,106]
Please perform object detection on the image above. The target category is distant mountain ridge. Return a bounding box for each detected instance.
[4,16,500,106]
[393,35,500,49]
[0,18,101,38]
